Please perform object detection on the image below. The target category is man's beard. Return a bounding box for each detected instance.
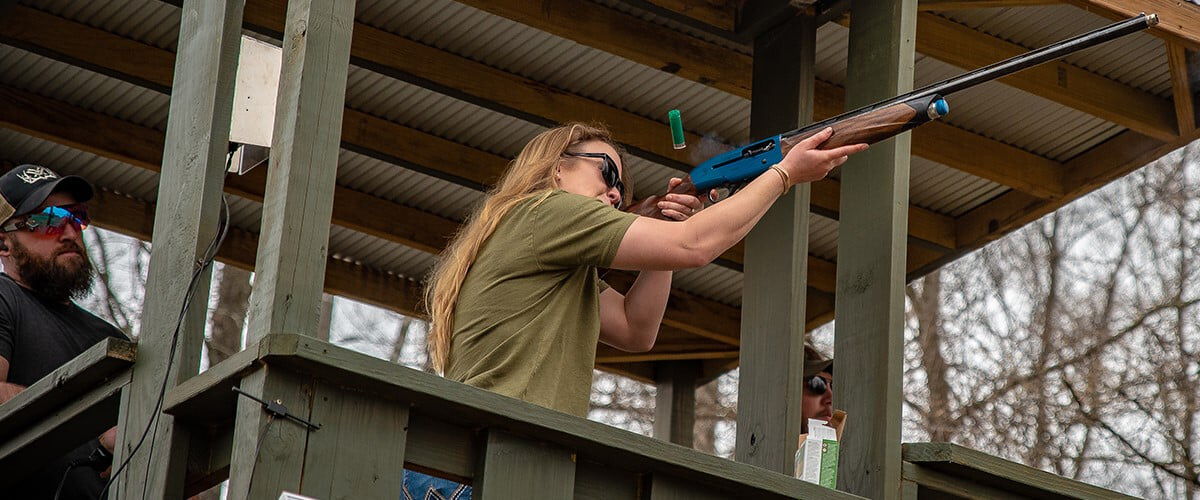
[10,238,94,303]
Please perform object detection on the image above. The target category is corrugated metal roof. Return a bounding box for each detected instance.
[934,5,1172,97]
[354,0,752,144]
[816,22,1125,162]
[0,129,161,200]
[20,0,180,51]
[0,45,170,130]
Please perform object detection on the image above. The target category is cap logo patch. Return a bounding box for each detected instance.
[16,167,57,184]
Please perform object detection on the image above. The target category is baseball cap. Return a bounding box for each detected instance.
[0,164,94,224]
[804,344,834,378]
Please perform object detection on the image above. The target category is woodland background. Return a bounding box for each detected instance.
[71,142,1199,499]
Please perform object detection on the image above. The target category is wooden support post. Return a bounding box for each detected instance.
[1167,42,1199,136]
[245,0,355,342]
[111,1,243,498]
[653,361,698,447]
[833,1,916,499]
[477,430,576,498]
[734,15,816,474]
[227,367,313,498]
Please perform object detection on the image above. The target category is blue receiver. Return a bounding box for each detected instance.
[688,135,784,192]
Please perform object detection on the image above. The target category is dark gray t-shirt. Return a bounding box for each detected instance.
[0,273,129,499]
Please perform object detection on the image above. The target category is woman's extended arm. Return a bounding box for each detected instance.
[610,128,867,271]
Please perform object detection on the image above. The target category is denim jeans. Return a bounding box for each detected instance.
[403,469,472,500]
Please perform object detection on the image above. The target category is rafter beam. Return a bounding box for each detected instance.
[1062,0,1200,50]
[918,0,1060,10]
[418,0,1063,201]
[913,12,1178,141]
[1167,42,1198,136]
[645,0,736,31]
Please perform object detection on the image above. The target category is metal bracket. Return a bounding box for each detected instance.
[232,386,321,431]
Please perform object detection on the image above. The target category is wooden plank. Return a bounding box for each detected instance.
[903,443,1138,499]
[918,0,1065,11]
[477,430,576,498]
[0,372,129,486]
[254,334,865,499]
[226,367,314,499]
[0,337,134,440]
[405,413,476,481]
[574,459,640,499]
[653,361,699,447]
[452,0,752,98]
[184,425,233,497]
[300,380,408,499]
[1167,42,1198,136]
[651,475,733,500]
[833,1,916,498]
[646,0,735,31]
[734,15,816,476]
[901,462,1026,499]
[244,0,356,342]
[112,1,244,497]
[912,12,1178,141]
[1062,0,1200,50]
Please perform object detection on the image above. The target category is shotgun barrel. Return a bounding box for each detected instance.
[626,13,1159,217]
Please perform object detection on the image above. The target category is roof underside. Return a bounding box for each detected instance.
[2,0,1198,380]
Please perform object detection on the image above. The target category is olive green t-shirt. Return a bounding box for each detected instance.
[445,190,638,416]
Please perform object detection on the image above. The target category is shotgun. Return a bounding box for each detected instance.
[627,13,1159,217]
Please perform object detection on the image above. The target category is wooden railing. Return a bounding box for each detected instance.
[0,335,1138,499]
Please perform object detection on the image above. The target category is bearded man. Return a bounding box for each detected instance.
[0,165,128,499]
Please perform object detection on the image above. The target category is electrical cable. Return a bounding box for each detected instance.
[99,193,230,500]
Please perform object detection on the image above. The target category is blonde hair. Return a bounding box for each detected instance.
[425,122,628,373]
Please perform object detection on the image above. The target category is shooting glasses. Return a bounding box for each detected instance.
[563,151,625,209]
[1,204,90,236]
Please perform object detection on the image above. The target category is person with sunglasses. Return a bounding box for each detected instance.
[409,122,864,497]
[0,165,128,499]
[803,344,835,433]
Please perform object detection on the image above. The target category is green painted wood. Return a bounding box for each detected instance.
[573,460,639,499]
[165,334,866,499]
[226,367,314,500]
[653,361,698,447]
[299,379,408,499]
[183,425,233,497]
[650,475,730,500]
[0,338,134,440]
[244,0,356,342]
[405,413,476,480]
[477,430,576,499]
[735,14,817,475]
[902,443,1138,499]
[901,479,919,500]
[0,371,129,486]
[833,1,917,498]
[112,0,244,497]
[901,462,1024,499]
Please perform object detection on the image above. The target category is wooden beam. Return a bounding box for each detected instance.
[243,0,356,342]
[1062,0,1200,50]
[653,361,699,447]
[912,12,1178,141]
[735,15,814,476]
[646,0,736,31]
[1167,42,1198,136]
[918,0,1060,10]
[112,1,244,497]
[452,0,752,98]
[833,0,916,497]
